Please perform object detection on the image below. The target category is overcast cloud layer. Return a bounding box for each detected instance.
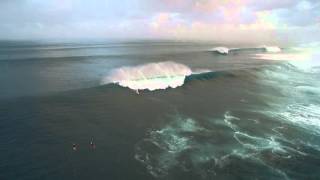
[0,0,319,43]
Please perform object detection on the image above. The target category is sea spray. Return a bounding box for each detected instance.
[101,61,193,91]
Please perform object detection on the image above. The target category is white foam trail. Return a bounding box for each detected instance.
[210,47,229,54]
[233,132,287,153]
[134,117,203,177]
[278,104,320,135]
[135,112,300,178]
[101,61,193,91]
[224,111,240,131]
[223,112,309,155]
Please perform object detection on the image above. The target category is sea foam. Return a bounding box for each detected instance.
[101,61,193,91]
[278,104,320,135]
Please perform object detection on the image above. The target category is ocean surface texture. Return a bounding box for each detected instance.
[0,41,319,180]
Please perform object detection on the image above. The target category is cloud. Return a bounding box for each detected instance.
[274,1,320,26]
[149,11,279,44]
[0,0,318,43]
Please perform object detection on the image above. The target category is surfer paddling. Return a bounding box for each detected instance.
[90,139,96,149]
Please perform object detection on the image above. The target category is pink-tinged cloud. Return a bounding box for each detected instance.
[193,0,248,13]
[149,11,279,43]
[0,0,318,42]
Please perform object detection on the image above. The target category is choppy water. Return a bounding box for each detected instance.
[0,40,319,180]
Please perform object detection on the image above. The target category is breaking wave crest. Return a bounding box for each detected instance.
[101,61,193,91]
[209,45,281,55]
[262,46,282,53]
[209,47,229,54]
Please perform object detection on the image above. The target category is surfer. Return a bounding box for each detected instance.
[90,139,96,149]
[72,143,78,151]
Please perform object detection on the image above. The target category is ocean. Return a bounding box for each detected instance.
[0,40,319,180]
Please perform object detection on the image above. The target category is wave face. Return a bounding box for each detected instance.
[209,47,229,54]
[101,61,193,91]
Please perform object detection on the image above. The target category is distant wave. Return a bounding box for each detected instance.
[261,45,282,53]
[208,45,281,55]
[209,47,229,54]
[101,61,200,92]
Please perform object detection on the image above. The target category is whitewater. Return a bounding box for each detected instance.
[101,61,197,91]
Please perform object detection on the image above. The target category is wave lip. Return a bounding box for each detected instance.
[210,47,229,54]
[101,61,192,91]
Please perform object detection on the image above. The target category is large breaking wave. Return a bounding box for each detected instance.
[101,61,205,91]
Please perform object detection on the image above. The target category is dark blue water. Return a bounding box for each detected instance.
[0,40,319,180]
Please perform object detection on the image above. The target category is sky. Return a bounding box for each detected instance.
[0,0,319,44]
